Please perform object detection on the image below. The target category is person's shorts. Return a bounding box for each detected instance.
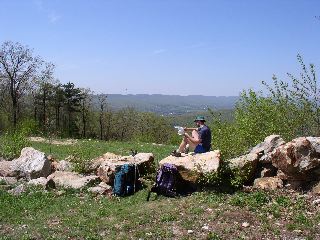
[194,144,206,154]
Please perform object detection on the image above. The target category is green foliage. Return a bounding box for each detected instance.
[229,191,270,210]
[207,232,222,240]
[229,165,252,189]
[197,159,253,190]
[209,55,319,161]
[16,118,39,136]
[0,131,29,159]
[275,195,291,207]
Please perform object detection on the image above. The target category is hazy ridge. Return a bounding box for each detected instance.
[94,94,239,115]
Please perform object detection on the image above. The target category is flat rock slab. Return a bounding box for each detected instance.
[159,150,221,183]
[47,171,99,189]
[28,177,55,189]
[93,152,154,184]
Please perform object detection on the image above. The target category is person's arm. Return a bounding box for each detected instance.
[183,127,198,131]
[184,132,201,145]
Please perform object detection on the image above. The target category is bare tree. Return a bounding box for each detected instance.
[79,88,92,138]
[98,94,107,140]
[0,41,42,128]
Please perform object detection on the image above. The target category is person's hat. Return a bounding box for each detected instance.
[194,115,206,122]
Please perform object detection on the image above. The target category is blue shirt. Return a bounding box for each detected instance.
[197,125,211,152]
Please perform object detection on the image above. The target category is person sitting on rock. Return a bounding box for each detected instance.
[172,115,211,156]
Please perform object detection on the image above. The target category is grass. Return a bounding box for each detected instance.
[1,138,320,239]
[30,139,175,165]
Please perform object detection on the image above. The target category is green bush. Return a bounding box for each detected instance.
[0,131,30,160]
[209,55,318,161]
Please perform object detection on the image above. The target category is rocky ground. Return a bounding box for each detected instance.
[1,135,320,239]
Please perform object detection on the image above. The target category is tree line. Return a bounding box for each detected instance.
[2,41,318,160]
[0,41,176,144]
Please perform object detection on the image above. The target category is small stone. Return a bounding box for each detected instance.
[206,208,213,212]
[99,182,112,189]
[187,230,194,234]
[55,190,65,196]
[47,155,54,162]
[202,225,209,231]
[146,232,152,236]
[312,199,320,205]
[242,222,250,228]
[8,184,26,196]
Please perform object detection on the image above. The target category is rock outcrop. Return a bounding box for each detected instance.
[228,153,259,182]
[271,137,320,181]
[0,147,51,180]
[159,151,221,183]
[94,152,154,184]
[27,177,55,189]
[47,171,99,189]
[250,135,285,164]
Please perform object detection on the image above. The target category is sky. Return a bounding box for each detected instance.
[1,0,320,96]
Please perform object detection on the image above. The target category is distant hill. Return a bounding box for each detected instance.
[92,94,239,115]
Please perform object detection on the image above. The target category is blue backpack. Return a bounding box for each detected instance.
[147,163,179,200]
[113,164,139,196]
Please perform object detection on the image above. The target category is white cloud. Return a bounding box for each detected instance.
[48,11,61,24]
[153,49,167,55]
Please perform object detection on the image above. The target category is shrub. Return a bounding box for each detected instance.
[0,131,29,160]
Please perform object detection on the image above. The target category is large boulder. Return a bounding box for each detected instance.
[94,153,154,184]
[271,137,320,181]
[0,147,51,180]
[88,152,121,172]
[47,171,99,189]
[228,153,259,183]
[250,135,286,163]
[158,151,221,183]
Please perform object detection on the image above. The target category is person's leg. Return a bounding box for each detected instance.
[178,130,198,153]
[185,130,198,152]
[192,130,199,140]
[178,136,188,153]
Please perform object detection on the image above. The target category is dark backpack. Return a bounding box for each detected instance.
[113,164,140,197]
[147,163,179,200]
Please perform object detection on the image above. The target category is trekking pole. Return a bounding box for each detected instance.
[134,163,136,193]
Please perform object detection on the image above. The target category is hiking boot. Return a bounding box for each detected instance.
[184,146,189,154]
[171,150,181,157]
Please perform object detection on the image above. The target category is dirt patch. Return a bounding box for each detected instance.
[29,137,77,146]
